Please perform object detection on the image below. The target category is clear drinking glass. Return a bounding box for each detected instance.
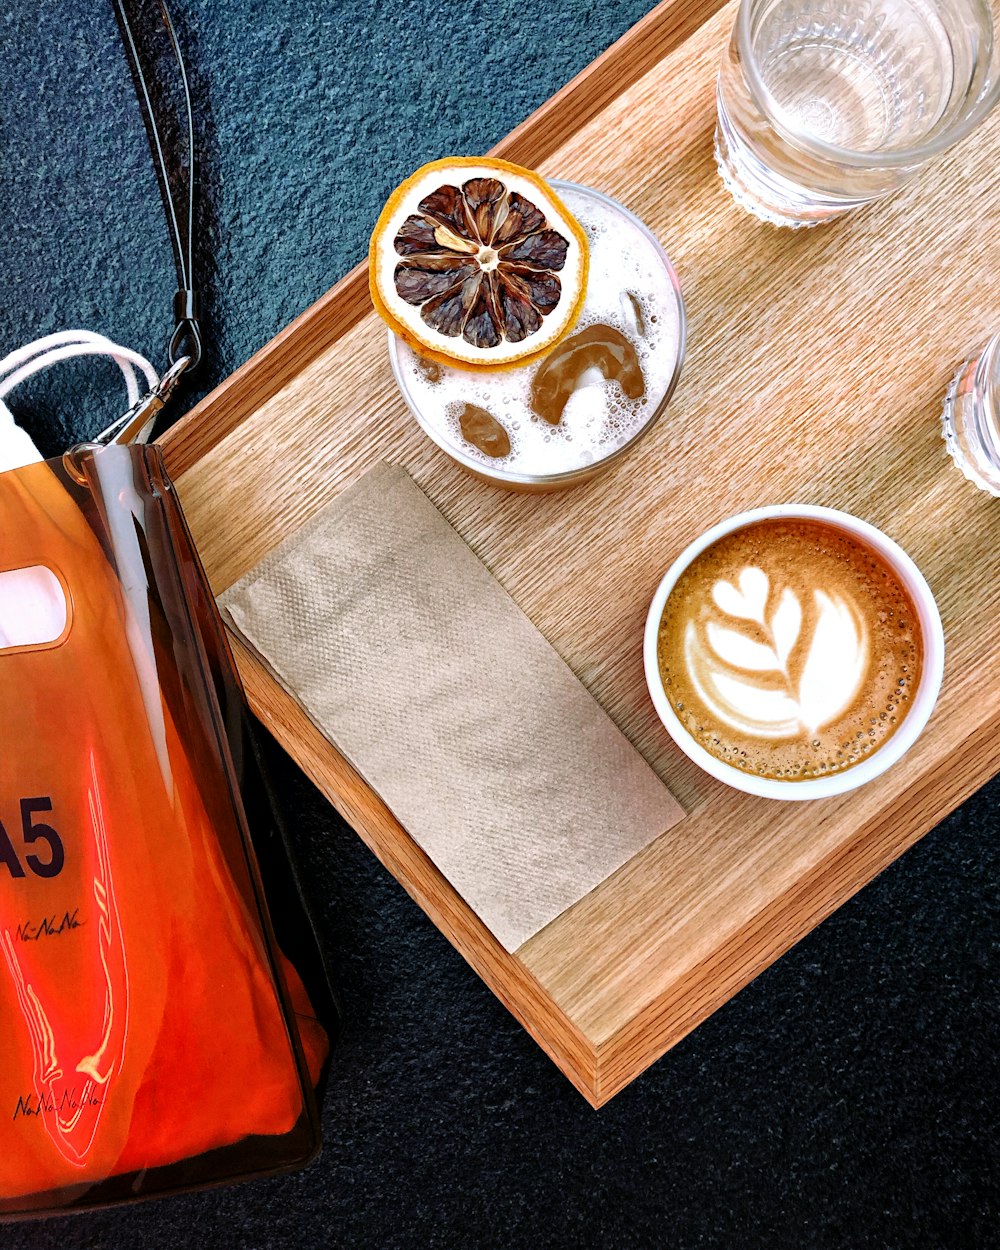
[716,0,1000,226]
[942,330,1000,495]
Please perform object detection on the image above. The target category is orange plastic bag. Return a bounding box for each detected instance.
[0,444,327,1217]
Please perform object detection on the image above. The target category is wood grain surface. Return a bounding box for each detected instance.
[160,0,1000,1105]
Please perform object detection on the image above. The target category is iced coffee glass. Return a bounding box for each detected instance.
[388,182,686,491]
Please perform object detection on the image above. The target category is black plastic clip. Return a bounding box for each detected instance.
[169,288,203,370]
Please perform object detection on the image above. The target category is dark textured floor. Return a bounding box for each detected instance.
[3,2,998,1247]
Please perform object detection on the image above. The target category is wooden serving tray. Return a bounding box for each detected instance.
[159,0,1000,1106]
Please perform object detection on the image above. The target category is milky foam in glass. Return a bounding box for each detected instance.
[644,506,945,800]
[389,181,685,490]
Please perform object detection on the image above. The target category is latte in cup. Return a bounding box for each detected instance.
[655,517,925,781]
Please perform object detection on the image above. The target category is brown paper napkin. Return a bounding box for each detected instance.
[220,462,683,952]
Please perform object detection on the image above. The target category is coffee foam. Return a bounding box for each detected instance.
[394,185,681,477]
[657,519,924,780]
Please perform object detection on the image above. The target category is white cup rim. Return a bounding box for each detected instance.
[642,504,945,801]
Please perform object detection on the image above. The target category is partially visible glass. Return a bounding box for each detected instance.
[716,0,1000,226]
[942,330,1000,495]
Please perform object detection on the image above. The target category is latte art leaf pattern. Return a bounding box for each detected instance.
[658,518,923,779]
[685,567,870,739]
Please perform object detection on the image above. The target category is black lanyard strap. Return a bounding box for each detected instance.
[114,0,202,372]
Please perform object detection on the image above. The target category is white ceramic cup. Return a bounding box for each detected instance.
[643,504,945,801]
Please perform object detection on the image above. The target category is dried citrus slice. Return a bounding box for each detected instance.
[369,156,589,370]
